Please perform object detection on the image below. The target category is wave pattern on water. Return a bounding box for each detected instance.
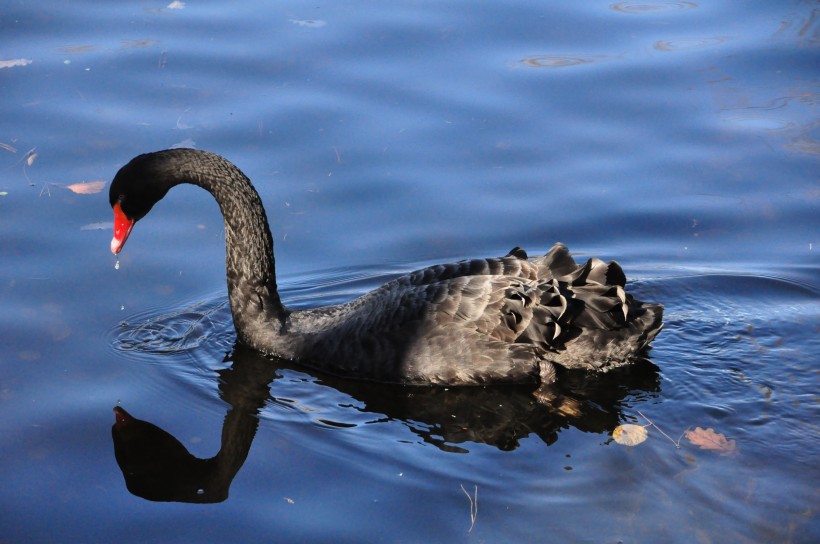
[653,35,733,51]
[111,297,234,357]
[609,1,698,14]
[519,54,617,69]
[3,0,818,541]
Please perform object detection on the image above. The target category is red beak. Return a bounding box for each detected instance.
[113,406,134,427]
[111,201,135,254]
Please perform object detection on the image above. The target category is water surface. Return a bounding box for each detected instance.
[1,1,818,542]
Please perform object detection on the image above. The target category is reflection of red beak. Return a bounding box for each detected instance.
[111,201,135,255]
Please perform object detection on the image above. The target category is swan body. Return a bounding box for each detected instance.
[109,149,662,388]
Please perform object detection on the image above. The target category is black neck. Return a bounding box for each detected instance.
[145,149,288,347]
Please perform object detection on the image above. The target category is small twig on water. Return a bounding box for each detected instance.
[676,427,691,448]
[460,484,478,533]
[637,410,681,448]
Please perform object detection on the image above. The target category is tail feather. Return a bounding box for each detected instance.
[522,244,663,372]
[533,243,578,278]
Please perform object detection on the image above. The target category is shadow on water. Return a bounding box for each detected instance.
[112,344,660,503]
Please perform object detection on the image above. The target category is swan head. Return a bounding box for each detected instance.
[109,151,176,254]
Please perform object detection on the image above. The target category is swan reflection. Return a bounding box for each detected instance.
[112,346,660,503]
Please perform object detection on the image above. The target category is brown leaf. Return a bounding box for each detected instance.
[65,181,106,194]
[685,427,737,456]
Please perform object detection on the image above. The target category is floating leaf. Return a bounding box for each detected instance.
[0,58,33,69]
[121,39,158,49]
[612,424,648,446]
[60,44,96,54]
[684,427,737,456]
[65,181,106,194]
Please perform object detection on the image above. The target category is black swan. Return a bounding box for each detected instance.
[109,148,662,390]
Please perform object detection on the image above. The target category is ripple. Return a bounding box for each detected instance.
[723,95,794,112]
[520,55,615,69]
[654,36,732,51]
[653,273,818,327]
[59,44,97,54]
[610,1,698,14]
[289,19,327,28]
[786,134,820,155]
[111,296,233,357]
[120,39,159,49]
[314,418,358,429]
[108,296,236,412]
[723,115,796,131]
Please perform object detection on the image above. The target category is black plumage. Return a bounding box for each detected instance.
[109,149,663,392]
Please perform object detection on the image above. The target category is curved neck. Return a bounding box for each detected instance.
[153,149,288,348]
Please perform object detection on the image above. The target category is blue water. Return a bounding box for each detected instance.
[1,1,818,542]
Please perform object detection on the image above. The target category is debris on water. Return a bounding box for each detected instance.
[0,58,33,69]
[289,19,326,28]
[612,424,648,446]
[685,427,738,456]
[80,222,109,230]
[65,180,106,194]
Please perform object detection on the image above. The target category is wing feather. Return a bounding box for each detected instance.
[291,243,662,384]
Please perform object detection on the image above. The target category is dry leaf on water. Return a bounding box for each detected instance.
[685,427,737,456]
[612,424,648,446]
[65,181,106,194]
[0,58,33,69]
